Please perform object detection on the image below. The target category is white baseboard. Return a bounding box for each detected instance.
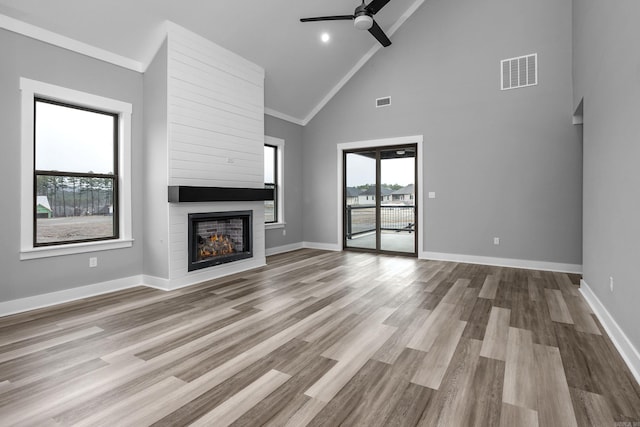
[420,251,582,274]
[142,258,267,292]
[141,275,171,291]
[579,279,640,385]
[265,242,304,256]
[302,241,341,252]
[1,257,270,316]
[267,245,581,275]
[0,275,143,318]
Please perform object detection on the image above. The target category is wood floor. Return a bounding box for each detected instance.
[1,249,639,426]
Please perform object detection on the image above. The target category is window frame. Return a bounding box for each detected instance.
[264,143,277,224]
[264,136,285,229]
[20,78,133,259]
[33,97,120,247]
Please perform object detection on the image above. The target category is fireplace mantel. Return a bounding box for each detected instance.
[168,186,274,203]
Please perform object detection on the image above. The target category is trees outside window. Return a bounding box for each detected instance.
[33,98,119,246]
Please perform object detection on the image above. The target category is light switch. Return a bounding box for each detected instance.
[428,192,436,199]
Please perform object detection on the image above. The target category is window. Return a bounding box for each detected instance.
[20,78,133,259]
[264,144,277,223]
[264,136,284,227]
[34,99,118,246]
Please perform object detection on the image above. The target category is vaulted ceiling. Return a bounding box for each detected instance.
[0,0,425,125]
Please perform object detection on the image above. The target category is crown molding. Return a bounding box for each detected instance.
[264,107,305,126]
[139,21,170,72]
[0,13,145,72]
[2,0,427,127]
[301,0,426,126]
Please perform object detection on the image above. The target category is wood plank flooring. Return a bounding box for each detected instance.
[1,249,639,426]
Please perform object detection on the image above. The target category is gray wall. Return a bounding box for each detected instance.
[573,0,640,352]
[265,114,304,250]
[302,0,582,265]
[0,29,144,302]
[142,40,169,279]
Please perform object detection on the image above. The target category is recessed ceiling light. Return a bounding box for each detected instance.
[321,33,330,43]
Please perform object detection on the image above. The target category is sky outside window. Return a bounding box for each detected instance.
[35,100,115,174]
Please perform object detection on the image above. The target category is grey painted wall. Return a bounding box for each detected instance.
[302,0,582,265]
[142,40,169,279]
[0,29,144,302]
[265,114,304,249]
[573,0,640,352]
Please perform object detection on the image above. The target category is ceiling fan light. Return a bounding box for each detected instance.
[354,15,373,30]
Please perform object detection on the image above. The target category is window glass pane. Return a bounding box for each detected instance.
[35,100,115,174]
[264,184,276,223]
[264,145,276,184]
[35,175,115,244]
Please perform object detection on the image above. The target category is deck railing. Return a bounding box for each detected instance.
[346,205,415,239]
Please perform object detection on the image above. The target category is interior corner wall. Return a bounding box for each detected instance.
[142,39,169,279]
[302,0,582,266]
[573,0,640,353]
[0,29,144,302]
[264,114,304,250]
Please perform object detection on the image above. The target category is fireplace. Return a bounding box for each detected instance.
[188,211,253,271]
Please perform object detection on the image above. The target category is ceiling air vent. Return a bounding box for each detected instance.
[501,53,537,90]
[376,96,391,108]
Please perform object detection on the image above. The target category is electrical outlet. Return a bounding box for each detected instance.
[89,257,98,268]
[493,237,500,245]
[282,229,286,236]
[609,276,614,292]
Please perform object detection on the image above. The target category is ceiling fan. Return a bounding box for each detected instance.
[300,0,392,47]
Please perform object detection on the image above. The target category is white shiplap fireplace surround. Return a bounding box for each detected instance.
[142,23,266,291]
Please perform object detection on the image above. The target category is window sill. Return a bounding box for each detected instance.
[265,222,286,230]
[20,238,134,260]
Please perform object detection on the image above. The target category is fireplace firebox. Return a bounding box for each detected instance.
[188,211,252,271]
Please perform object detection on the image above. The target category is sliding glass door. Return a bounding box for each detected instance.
[344,145,417,255]
[380,147,416,253]
[344,150,378,251]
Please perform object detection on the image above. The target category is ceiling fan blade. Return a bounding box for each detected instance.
[368,20,391,47]
[300,15,354,22]
[365,0,391,15]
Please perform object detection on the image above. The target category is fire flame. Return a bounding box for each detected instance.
[199,234,235,259]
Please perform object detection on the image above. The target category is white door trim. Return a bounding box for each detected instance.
[336,135,424,254]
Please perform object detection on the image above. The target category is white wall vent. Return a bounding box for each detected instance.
[501,53,537,90]
[376,96,391,108]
